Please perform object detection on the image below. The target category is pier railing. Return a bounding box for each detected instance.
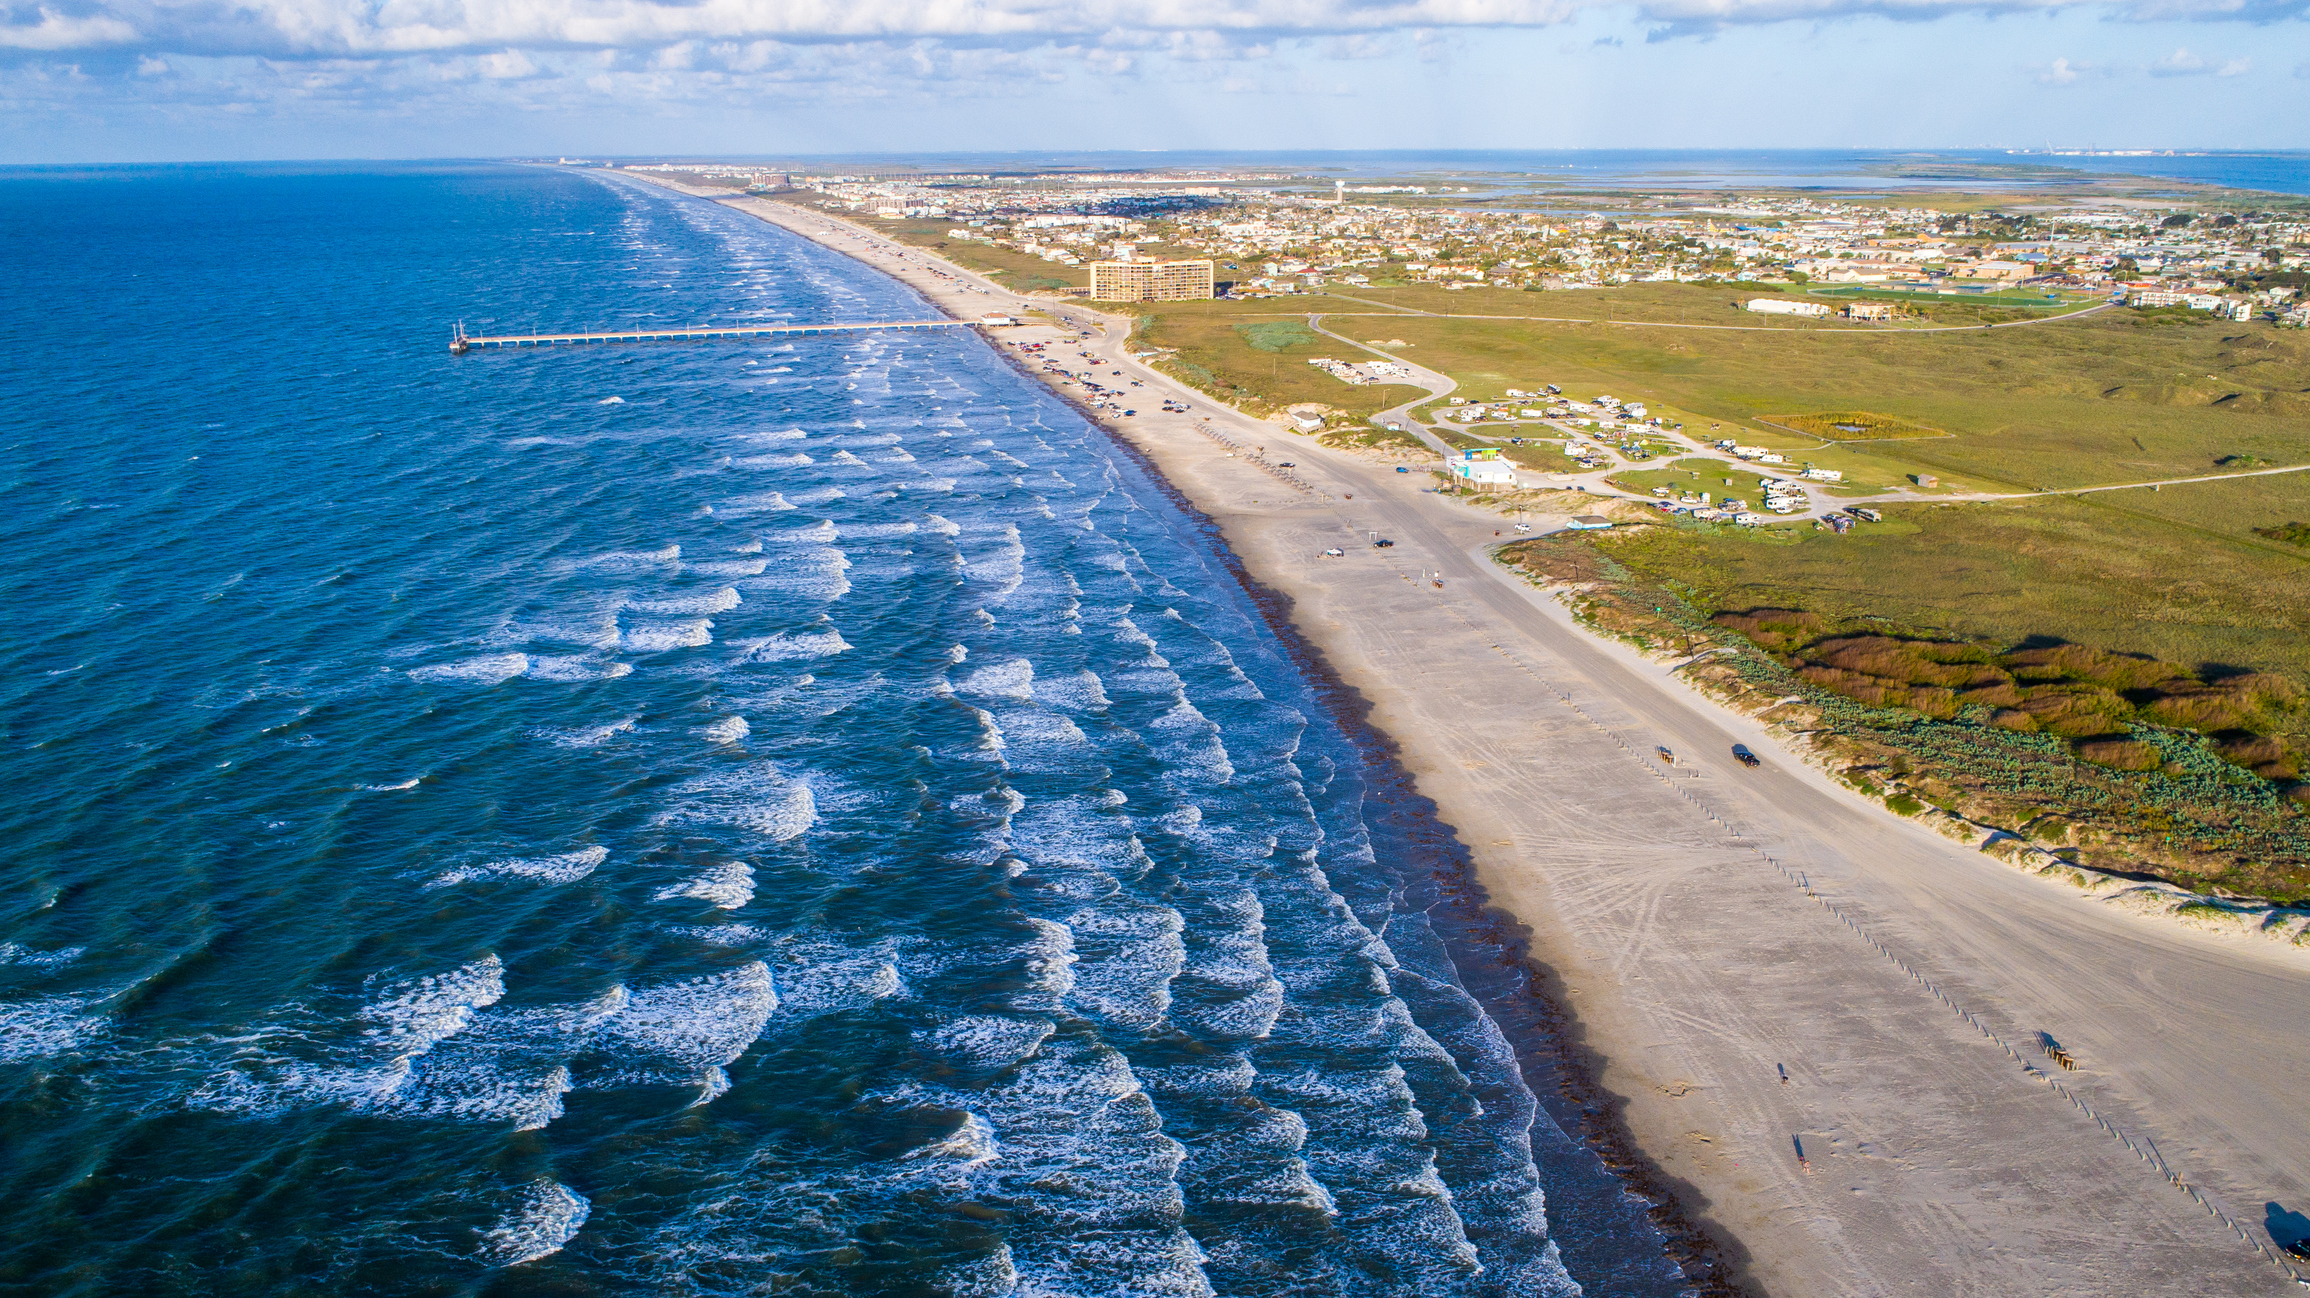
[448,319,969,354]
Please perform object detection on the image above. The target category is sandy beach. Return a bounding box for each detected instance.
[632,172,2310,1296]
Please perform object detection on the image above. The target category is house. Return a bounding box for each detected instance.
[1746,299,1831,318]
[1449,447,1519,488]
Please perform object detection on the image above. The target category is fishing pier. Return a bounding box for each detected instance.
[448,318,987,355]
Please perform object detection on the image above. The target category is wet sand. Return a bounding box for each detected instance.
[627,172,2310,1297]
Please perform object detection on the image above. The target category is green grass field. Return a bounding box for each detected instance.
[1603,497,2310,738]
[1131,299,1429,418]
[1301,302,2310,493]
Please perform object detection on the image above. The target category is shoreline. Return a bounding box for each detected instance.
[611,169,2309,1296]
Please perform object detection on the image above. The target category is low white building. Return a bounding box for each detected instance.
[1746,299,1832,318]
[1449,448,1519,488]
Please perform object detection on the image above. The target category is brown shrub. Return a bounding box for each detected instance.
[1711,608,1822,650]
[2003,644,2191,692]
[1909,687,1957,718]
[2076,738,2160,770]
[1962,683,2026,708]
[1989,709,2039,731]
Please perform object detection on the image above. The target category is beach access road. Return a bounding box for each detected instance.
[639,177,2310,1298]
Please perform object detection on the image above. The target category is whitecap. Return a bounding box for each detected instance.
[409,653,529,685]
[538,716,637,748]
[526,657,634,682]
[626,587,739,616]
[701,715,750,745]
[957,658,1034,699]
[577,545,681,568]
[917,1015,1055,1070]
[0,942,84,969]
[598,962,776,1073]
[620,620,712,653]
[718,491,793,515]
[658,765,817,841]
[481,1179,590,1266]
[0,992,107,1062]
[685,558,769,577]
[598,395,625,404]
[836,521,918,539]
[775,519,838,544]
[733,630,850,663]
[429,847,607,890]
[654,862,755,910]
[359,777,423,792]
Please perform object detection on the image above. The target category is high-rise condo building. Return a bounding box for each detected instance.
[1089,258,1216,302]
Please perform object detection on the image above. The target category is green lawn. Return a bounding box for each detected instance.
[1603,496,2310,738]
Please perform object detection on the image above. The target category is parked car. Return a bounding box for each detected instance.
[1373,539,1395,548]
[1395,466,1410,474]
[1732,745,1761,768]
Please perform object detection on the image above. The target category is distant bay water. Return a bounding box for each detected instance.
[630,148,2310,198]
[0,164,1683,1295]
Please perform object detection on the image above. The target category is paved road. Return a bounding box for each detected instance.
[1318,292,2119,333]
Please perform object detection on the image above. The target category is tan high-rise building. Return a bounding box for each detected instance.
[1089,258,1215,302]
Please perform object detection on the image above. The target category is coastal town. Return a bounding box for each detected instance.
[613,163,2310,326]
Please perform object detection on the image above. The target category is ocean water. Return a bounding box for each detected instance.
[0,165,1681,1295]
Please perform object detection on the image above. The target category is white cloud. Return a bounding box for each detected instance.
[2216,54,2250,73]
[2039,54,2083,81]
[0,7,137,50]
[2148,44,2208,71]
[2,0,2301,64]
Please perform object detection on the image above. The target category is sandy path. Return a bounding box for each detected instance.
[622,172,2310,1296]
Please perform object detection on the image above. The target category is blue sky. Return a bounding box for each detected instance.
[2,0,2304,160]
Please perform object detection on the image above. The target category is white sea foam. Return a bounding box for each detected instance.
[684,558,769,577]
[908,1111,999,1167]
[733,630,850,663]
[539,716,638,748]
[654,862,756,910]
[957,658,1034,699]
[787,486,846,505]
[922,513,960,536]
[526,657,634,682]
[360,956,507,1077]
[409,653,530,685]
[917,1014,1055,1070]
[777,519,839,544]
[620,619,713,653]
[0,942,84,969]
[429,846,607,890]
[745,427,807,442]
[481,1179,591,1266]
[598,962,776,1073]
[359,777,424,792]
[718,491,793,515]
[737,452,814,468]
[577,545,682,568]
[627,587,740,616]
[837,521,918,539]
[691,1065,732,1107]
[598,395,625,404]
[701,715,750,744]
[770,941,905,1016]
[1031,669,1110,712]
[658,764,818,841]
[0,993,106,1062]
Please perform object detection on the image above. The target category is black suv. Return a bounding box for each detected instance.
[1731,745,1761,768]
